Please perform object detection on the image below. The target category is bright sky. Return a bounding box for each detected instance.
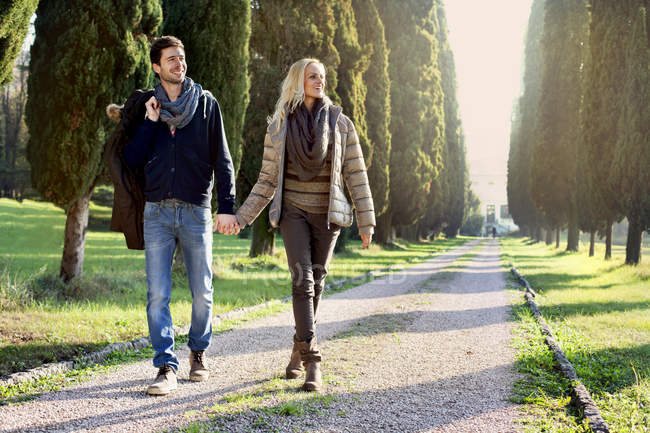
[444,0,533,210]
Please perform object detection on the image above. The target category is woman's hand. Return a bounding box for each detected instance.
[361,233,372,249]
[214,214,240,235]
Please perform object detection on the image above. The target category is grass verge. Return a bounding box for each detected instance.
[501,236,649,432]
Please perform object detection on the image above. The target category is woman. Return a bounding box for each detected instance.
[235,58,375,392]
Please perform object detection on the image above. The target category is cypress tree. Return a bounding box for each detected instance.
[418,0,466,240]
[161,0,251,177]
[331,0,369,253]
[376,0,445,243]
[237,0,339,256]
[507,98,525,234]
[583,0,627,259]
[26,0,162,281]
[612,0,649,265]
[507,0,546,239]
[574,20,601,257]
[576,30,605,258]
[437,0,465,238]
[531,0,588,252]
[351,0,391,218]
[0,0,38,85]
[332,0,370,161]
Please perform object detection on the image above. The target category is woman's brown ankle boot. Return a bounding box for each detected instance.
[286,335,303,379]
[297,337,322,392]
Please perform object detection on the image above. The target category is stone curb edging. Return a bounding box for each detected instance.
[510,265,610,433]
[0,253,424,389]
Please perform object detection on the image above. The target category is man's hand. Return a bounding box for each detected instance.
[145,96,160,122]
[361,233,372,249]
[214,214,240,235]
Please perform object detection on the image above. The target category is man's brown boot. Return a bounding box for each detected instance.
[286,335,303,379]
[297,337,322,392]
[189,350,209,382]
[147,365,177,395]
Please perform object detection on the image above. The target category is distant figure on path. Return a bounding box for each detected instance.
[492,226,497,238]
[235,58,376,392]
[122,36,239,396]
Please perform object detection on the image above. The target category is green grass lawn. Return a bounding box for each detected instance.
[0,198,469,377]
[500,236,649,432]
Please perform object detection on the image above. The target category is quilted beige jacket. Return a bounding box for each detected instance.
[236,105,375,234]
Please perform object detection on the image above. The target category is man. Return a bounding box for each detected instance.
[124,36,239,396]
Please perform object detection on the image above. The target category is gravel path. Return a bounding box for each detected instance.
[0,239,522,432]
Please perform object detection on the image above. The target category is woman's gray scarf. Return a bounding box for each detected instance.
[286,98,331,181]
[154,77,202,130]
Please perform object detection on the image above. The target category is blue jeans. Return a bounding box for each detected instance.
[143,199,213,370]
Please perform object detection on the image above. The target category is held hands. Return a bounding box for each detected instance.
[361,233,372,249]
[145,96,161,122]
[214,214,240,235]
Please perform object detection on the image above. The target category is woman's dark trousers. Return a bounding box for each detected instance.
[279,202,340,342]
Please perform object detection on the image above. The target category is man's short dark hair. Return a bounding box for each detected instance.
[150,36,184,66]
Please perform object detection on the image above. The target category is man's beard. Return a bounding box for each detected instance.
[160,69,184,84]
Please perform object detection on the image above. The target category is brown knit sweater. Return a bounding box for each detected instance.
[283,148,332,214]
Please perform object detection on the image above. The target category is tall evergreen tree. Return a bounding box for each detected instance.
[507,98,524,234]
[507,0,545,239]
[416,0,457,241]
[26,0,162,281]
[332,0,370,161]
[583,0,627,259]
[351,0,391,218]
[376,0,445,243]
[612,0,649,265]
[162,0,251,176]
[330,0,369,253]
[576,18,605,258]
[0,0,38,85]
[531,0,587,251]
[236,0,339,256]
[436,0,465,238]
[570,5,597,256]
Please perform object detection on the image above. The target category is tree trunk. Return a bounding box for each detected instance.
[566,204,580,251]
[418,221,431,240]
[555,227,560,248]
[535,225,542,242]
[401,224,418,242]
[625,214,643,265]
[60,190,93,282]
[589,231,595,257]
[604,221,613,260]
[545,228,553,245]
[249,206,275,257]
[375,211,393,245]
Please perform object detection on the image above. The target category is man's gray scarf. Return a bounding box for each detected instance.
[154,77,202,130]
[286,98,331,182]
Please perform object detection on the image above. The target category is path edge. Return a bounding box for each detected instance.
[510,265,610,433]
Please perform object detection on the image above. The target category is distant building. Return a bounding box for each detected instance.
[483,203,517,236]
[470,172,518,236]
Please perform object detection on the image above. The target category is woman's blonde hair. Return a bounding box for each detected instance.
[268,58,331,126]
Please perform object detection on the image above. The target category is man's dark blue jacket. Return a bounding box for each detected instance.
[124,91,236,213]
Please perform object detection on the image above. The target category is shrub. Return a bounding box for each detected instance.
[460,213,484,236]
